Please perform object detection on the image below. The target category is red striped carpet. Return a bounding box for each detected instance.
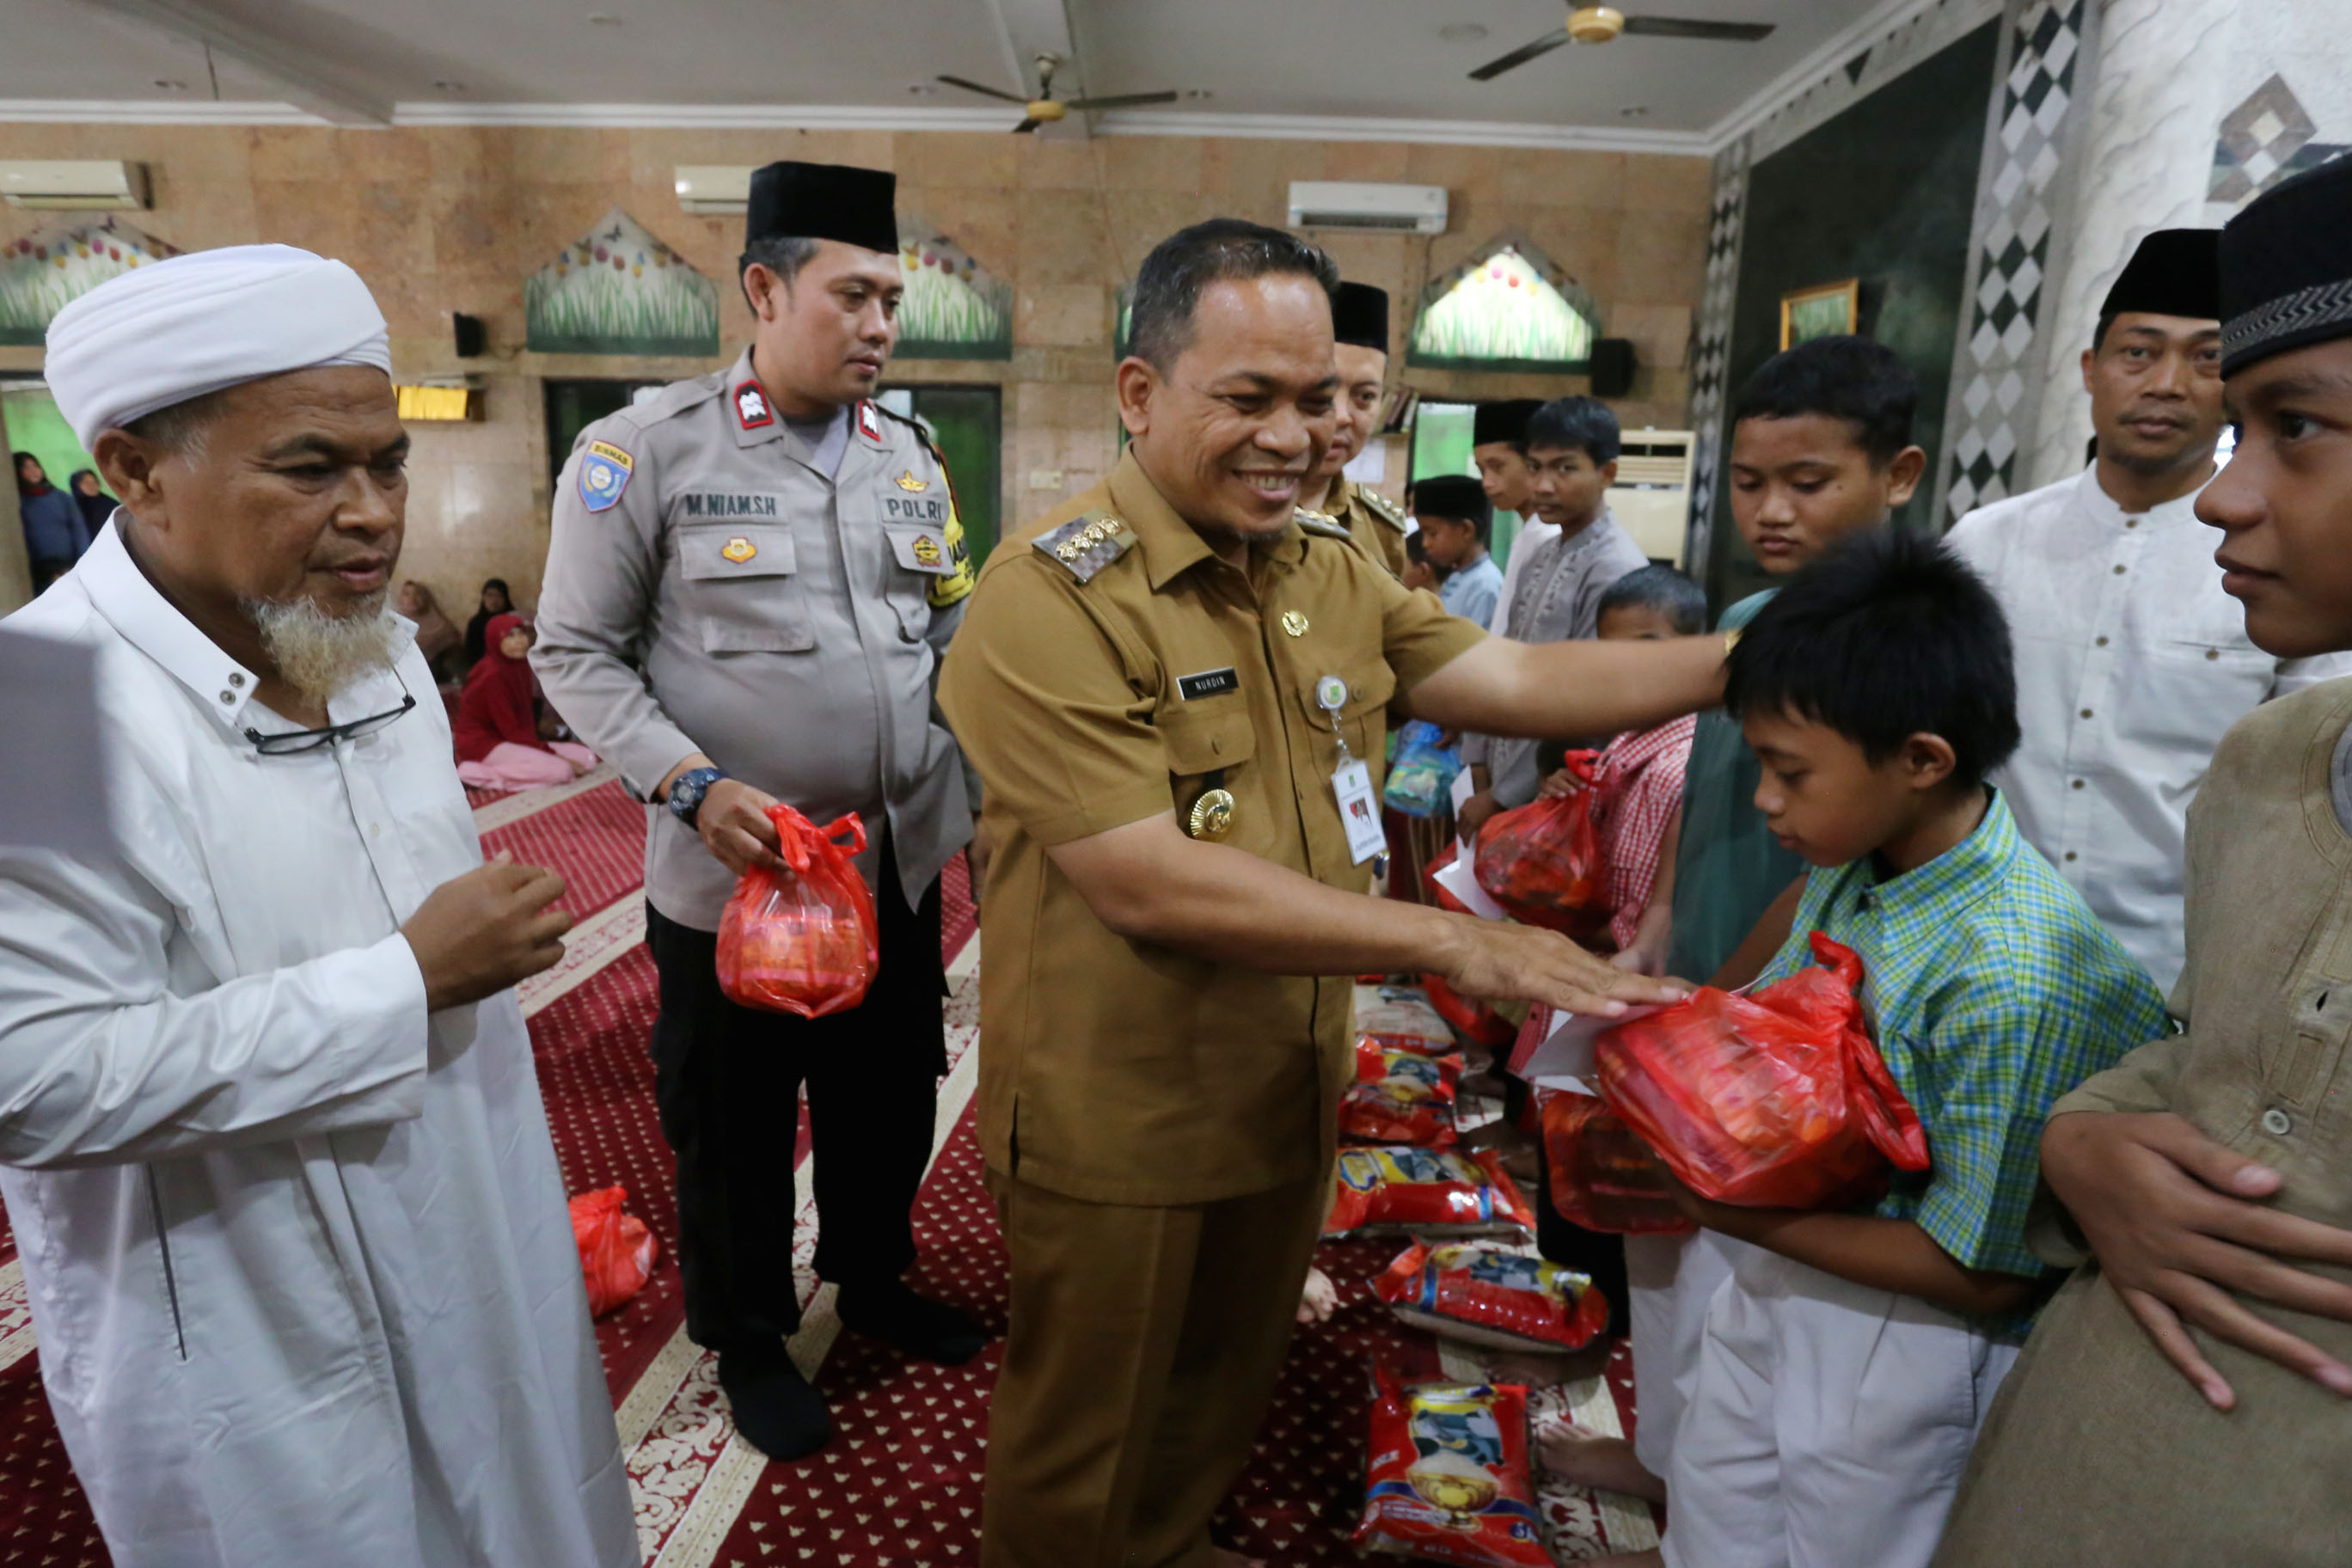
[0,774,1651,1566]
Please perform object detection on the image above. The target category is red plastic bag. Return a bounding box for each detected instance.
[714,805,879,1018]
[1324,1148,1537,1239]
[1536,1087,1694,1235]
[1355,1366,1549,1567]
[1472,753,1609,940]
[1375,1240,1611,1352]
[1596,934,1930,1209]
[1340,1039,1463,1148]
[568,1185,656,1318]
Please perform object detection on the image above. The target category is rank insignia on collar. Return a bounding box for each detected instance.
[577,439,634,512]
[720,536,757,563]
[856,400,883,444]
[733,382,773,429]
[911,534,942,566]
[895,469,929,493]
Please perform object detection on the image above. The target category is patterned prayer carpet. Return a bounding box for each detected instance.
[0,770,1653,1566]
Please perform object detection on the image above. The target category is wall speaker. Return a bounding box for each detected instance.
[1589,337,1636,398]
[453,313,486,358]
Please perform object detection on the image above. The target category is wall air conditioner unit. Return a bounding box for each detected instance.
[1286,181,1448,235]
[0,161,150,211]
[673,166,753,215]
[1606,429,1695,569]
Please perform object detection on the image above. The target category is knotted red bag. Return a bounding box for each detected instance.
[1472,750,1609,940]
[1595,933,1931,1210]
[714,804,880,1018]
[568,1185,657,1318]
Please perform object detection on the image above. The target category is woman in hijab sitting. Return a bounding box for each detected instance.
[68,469,115,544]
[395,579,465,684]
[463,576,511,667]
[15,452,90,591]
[453,614,597,792]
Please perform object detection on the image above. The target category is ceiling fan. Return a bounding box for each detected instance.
[937,52,1179,132]
[1470,4,1775,81]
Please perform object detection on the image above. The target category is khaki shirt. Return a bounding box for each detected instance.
[938,450,1486,1205]
[1321,475,1411,579]
[533,346,977,927]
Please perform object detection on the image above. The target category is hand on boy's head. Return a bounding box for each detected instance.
[2197,337,2352,658]
[1729,413,1926,573]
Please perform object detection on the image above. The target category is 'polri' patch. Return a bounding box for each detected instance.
[577,440,634,512]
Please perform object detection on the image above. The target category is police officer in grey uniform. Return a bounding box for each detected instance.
[532,160,984,1461]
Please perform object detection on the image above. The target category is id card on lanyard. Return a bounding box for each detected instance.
[1317,674,1387,865]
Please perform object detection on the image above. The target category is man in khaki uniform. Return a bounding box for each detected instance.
[938,218,1729,1566]
[1298,280,1410,576]
[533,160,983,1462]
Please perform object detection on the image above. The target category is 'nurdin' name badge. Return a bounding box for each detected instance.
[896,469,929,493]
[1177,667,1240,701]
[720,536,757,563]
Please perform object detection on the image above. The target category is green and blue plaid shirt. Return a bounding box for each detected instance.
[1755,790,2168,1279]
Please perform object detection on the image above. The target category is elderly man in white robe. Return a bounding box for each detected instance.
[0,245,636,1568]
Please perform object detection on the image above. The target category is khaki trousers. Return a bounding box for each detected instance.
[979,1167,1330,1568]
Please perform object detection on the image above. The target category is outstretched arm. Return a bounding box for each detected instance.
[1405,633,1727,743]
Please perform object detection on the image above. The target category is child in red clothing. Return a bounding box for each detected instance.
[453,612,597,791]
[1537,566,1704,960]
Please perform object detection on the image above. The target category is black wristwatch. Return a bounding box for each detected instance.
[666,766,727,827]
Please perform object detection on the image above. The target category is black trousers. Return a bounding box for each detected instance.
[646,833,947,1350]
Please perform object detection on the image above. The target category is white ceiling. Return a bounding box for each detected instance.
[0,0,1898,143]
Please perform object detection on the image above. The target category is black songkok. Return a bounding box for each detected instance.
[1471,398,1542,448]
[744,161,898,256]
[2220,156,2352,377]
[1332,281,1391,352]
[2100,228,2220,322]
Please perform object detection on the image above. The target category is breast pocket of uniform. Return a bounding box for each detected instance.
[677,524,814,653]
[1156,698,1261,849]
[1290,657,1399,785]
[882,524,958,642]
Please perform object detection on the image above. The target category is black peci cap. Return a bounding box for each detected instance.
[2220,156,2352,377]
[1332,281,1391,352]
[744,160,899,256]
[2100,228,2220,322]
[1471,398,1542,447]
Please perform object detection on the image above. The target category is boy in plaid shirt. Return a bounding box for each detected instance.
[1657,530,2166,1568]
[1536,566,1706,955]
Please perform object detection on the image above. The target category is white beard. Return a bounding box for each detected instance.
[241,591,401,703]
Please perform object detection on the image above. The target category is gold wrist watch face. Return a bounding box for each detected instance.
[1187,787,1236,841]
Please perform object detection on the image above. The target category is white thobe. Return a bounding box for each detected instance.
[0,521,635,1568]
[1485,513,1558,634]
[1946,466,2352,994]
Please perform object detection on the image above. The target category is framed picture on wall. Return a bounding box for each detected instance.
[1779,279,1860,349]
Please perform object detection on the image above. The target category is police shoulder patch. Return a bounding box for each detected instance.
[1032,511,1137,584]
[576,439,635,512]
[1294,506,1356,541]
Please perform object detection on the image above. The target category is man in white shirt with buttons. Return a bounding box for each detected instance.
[1948,228,2352,993]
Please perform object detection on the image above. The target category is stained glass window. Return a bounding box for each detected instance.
[893,228,1012,360]
[526,209,717,357]
[1407,238,1599,373]
[0,218,181,346]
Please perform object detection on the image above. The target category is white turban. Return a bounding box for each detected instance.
[44,243,391,449]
